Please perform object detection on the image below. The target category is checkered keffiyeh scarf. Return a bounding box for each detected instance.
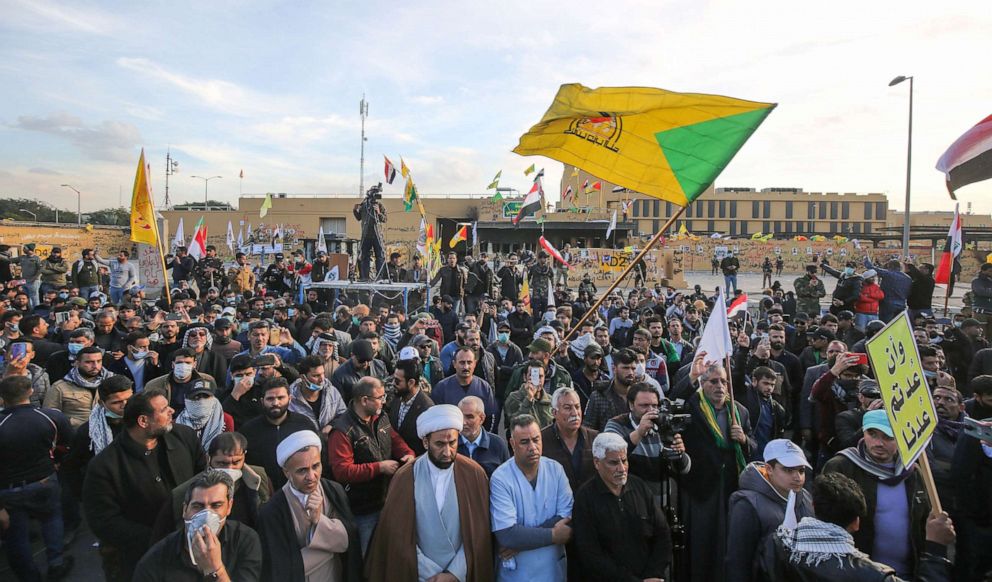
[777,517,867,568]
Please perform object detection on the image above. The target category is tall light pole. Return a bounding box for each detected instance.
[60,184,81,225]
[191,175,222,207]
[359,95,369,196]
[38,200,59,224]
[889,75,913,260]
[19,209,37,222]
[165,150,179,209]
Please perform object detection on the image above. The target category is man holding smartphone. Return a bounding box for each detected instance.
[503,360,553,429]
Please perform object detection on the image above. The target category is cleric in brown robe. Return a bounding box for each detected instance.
[256,431,363,582]
[364,404,494,582]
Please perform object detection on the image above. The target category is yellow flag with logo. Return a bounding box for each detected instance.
[514,84,775,207]
[130,149,160,246]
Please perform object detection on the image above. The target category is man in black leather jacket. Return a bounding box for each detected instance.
[761,473,955,582]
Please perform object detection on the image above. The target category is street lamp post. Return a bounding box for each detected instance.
[191,175,222,208]
[19,209,37,222]
[889,75,913,260]
[60,184,82,225]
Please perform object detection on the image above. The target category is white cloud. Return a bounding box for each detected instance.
[12,113,142,162]
[0,0,120,34]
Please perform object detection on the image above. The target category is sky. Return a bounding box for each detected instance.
[1,0,991,215]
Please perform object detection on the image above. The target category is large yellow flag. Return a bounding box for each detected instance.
[514,84,775,207]
[130,149,160,245]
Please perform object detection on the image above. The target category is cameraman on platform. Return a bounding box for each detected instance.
[604,382,691,499]
[353,183,387,281]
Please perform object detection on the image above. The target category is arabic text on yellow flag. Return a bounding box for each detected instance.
[513,84,775,207]
[866,312,938,466]
[130,149,160,246]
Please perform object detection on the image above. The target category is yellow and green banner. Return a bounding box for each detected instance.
[513,84,775,207]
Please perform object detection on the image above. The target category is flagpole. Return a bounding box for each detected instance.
[562,203,688,343]
[943,284,951,317]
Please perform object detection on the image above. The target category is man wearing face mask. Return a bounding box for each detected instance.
[328,377,415,553]
[84,389,206,581]
[176,383,234,453]
[288,355,347,436]
[44,327,93,385]
[63,376,133,499]
[145,348,220,416]
[258,431,362,581]
[153,432,271,544]
[106,331,161,392]
[134,470,262,582]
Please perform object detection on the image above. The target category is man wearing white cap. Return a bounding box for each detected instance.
[257,430,363,582]
[366,404,494,581]
[726,439,814,582]
[823,409,931,578]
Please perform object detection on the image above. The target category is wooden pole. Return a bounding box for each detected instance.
[916,452,943,516]
[562,204,688,343]
[942,283,951,317]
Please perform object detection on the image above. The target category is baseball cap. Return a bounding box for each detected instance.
[351,339,376,363]
[410,334,433,347]
[962,318,982,330]
[763,439,812,469]
[221,306,236,317]
[89,291,103,300]
[399,346,420,361]
[187,380,215,399]
[837,310,855,321]
[441,295,454,304]
[858,379,881,398]
[253,354,277,368]
[862,269,877,279]
[584,343,604,358]
[862,409,894,437]
[497,321,511,332]
[274,253,284,260]
[811,328,836,341]
[212,318,233,330]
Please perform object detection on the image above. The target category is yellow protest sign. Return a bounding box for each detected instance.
[865,311,937,467]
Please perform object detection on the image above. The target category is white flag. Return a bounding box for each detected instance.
[548,283,555,308]
[328,265,340,281]
[226,221,235,252]
[605,210,617,239]
[237,227,244,250]
[472,221,478,248]
[697,287,734,365]
[316,225,327,254]
[172,218,185,252]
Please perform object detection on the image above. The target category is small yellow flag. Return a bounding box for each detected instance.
[259,193,272,218]
[130,149,159,246]
[401,157,411,179]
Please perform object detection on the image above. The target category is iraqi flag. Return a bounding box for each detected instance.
[188,217,208,260]
[937,114,992,198]
[539,236,570,267]
[727,292,748,318]
[513,182,542,225]
[384,156,398,184]
[934,204,963,290]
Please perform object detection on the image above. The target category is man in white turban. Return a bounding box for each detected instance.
[365,405,495,581]
[257,431,363,581]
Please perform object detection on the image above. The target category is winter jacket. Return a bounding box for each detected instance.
[854,281,885,315]
[12,254,43,281]
[822,264,862,312]
[71,258,102,288]
[39,257,69,286]
[905,263,936,311]
[727,462,814,582]
[971,272,992,312]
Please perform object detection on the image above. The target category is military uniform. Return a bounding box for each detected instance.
[793,273,826,318]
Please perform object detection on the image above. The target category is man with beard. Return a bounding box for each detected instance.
[39,246,69,296]
[497,253,522,302]
[194,245,227,293]
[680,363,755,582]
[178,323,229,382]
[93,310,126,353]
[154,316,183,363]
[927,386,966,515]
[236,320,306,365]
[262,253,289,295]
[83,389,205,581]
[573,432,672,582]
[45,346,114,428]
[287,355,347,436]
[793,263,826,318]
[432,253,467,314]
[327,376,414,552]
[387,358,435,455]
[432,346,499,432]
[210,317,242,361]
[308,331,343,378]
[584,349,638,431]
[107,249,139,305]
[541,387,599,492]
[240,377,319,489]
[257,431,362,582]
[906,262,937,320]
[330,338,387,403]
[465,252,494,315]
[490,414,574,582]
[570,343,609,410]
[822,411,932,578]
[145,348,220,415]
[63,376,133,499]
[227,252,256,294]
[366,404,493,580]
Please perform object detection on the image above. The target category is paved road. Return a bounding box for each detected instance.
[0,519,102,581]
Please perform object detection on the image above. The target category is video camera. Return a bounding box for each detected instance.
[365,182,383,200]
[654,398,692,460]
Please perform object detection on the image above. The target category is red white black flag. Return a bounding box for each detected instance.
[936,114,992,199]
[934,204,963,291]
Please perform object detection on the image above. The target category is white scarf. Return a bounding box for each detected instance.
[176,397,225,452]
[777,517,867,568]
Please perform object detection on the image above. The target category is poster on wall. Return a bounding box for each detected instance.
[137,243,165,300]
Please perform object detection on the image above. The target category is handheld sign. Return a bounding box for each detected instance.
[866,311,942,514]
[865,311,937,467]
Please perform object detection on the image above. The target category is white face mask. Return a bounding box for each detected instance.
[184,509,225,566]
[174,362,194,379]
[214,467,242,484]
[635,362,646,378]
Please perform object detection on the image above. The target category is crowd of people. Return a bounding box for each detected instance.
[0,239,990,582]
